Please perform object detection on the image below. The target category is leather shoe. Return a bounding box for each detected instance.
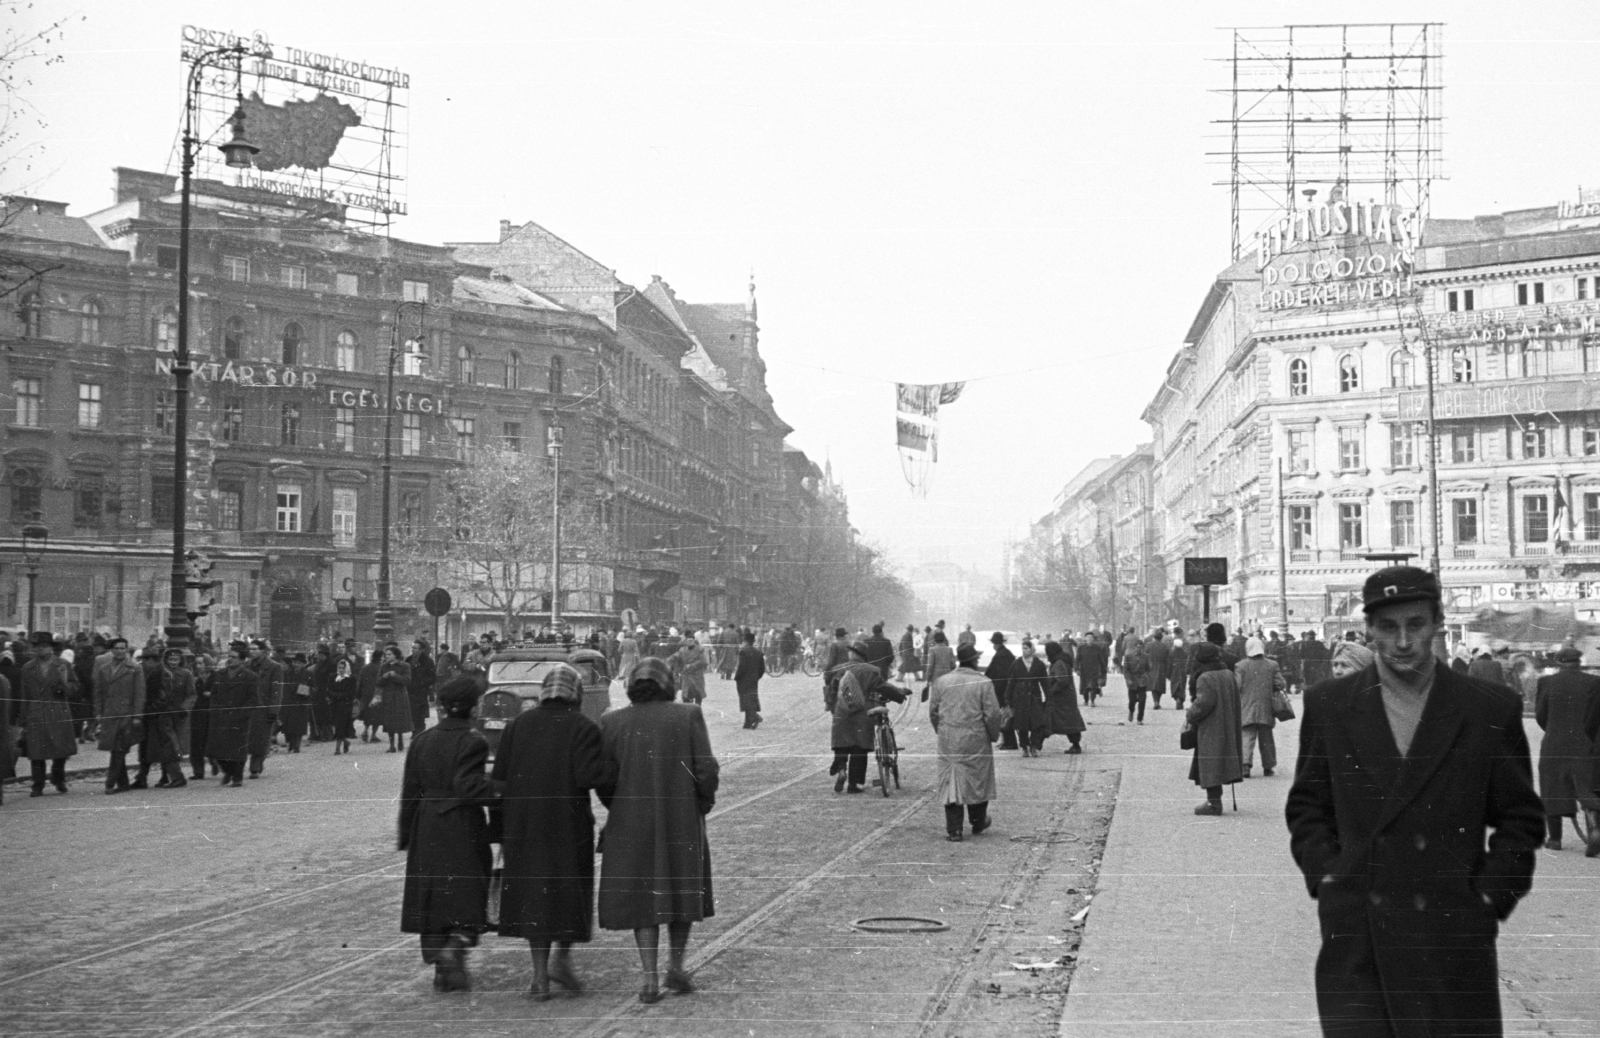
[638,987,663,1004]
[548,961,583,993]
[971,817,992,836]
[1262,768,1274,777]
[129,779,148,790]
[946,832,963,842]
[1194,801,1223,816]
[664,968,694,994]
[846,785,864,794]
[834,773,846,793]
[1543,838,1562,851]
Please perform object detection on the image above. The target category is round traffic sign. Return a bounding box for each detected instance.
[423,587,453,617]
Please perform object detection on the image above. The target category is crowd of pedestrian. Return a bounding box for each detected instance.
[0,628,476,802]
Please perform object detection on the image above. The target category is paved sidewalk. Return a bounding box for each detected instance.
[1060,678,1600,1038]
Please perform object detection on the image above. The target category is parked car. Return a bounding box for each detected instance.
[472,646,613,756]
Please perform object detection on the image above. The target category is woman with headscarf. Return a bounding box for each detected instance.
[1450,643,1471,675]
[492,664,614,1000]
[1328,639,1375,680]
[1043,641,1085,753]
[619,628,641,678]
[1007,639,1051,755]
[1184,642,1244,815]
[377,644,414,753]
[399,675,502,993]
[328,656,359,755]
[1235,637,1285,778]
[929,643,1004,841]
[597,658,719,1004]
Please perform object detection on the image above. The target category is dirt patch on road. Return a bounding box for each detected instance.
[920,765,1120,1038]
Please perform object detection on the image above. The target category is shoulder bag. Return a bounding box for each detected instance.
[1272,689,1296,722]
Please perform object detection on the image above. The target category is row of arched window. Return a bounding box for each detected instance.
[1285,347,1488,398]
[15,293,108,343]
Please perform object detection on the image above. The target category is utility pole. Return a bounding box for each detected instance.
[1277,457,1289,632]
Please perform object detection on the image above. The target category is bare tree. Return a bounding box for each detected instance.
[1,3,83,300]
[391,448,609,635]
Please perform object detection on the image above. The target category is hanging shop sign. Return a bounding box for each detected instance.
[1256,201,1421,313]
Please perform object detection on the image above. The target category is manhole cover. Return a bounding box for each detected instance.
[850,915,950,933]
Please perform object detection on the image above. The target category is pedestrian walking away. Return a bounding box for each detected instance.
[597,657,720,1004]
[490,663,615,1000]
[399,675,503,993]
[1533,645,1600,855]
[1236,636,1285,778]
[986,632,1017,749]
[828,642,909,793]
[1145,629,1171,708]
[1043,640,1085,753]
[1286,566,1545,1038]
[21,632,78,796]
[733,630,765,729]
[1184,640,1243,814]
[929,643,1004,841]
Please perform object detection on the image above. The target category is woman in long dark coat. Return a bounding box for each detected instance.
[399,676,502,992]
[408,641,436,734]
[598,658,719,1004]
[1043,641,1085,753]
[188,655,214,780]
[329,657,358,754]
[377,646,414,753]
[492,664,614,999]
[1006,640,1050,755]
[1185,642,1243,815]
[277,653,311,753]
[309,644,336,742]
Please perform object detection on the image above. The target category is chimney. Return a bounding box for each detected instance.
[498,219,512,242]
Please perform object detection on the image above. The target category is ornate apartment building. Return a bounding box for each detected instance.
[1140,197,1600,636]
[0,170,841,646]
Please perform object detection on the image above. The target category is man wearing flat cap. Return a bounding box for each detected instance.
[1534,645,1600,857]
[1286,566,1544,1037]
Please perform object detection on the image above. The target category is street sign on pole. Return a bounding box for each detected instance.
[424,587,453,617]
[1183,557,1228,624]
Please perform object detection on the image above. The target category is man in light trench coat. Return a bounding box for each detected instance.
[1286,566,1544,1038]
[929,642,1004,842]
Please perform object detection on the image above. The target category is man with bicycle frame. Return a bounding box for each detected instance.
[827,641,909,794]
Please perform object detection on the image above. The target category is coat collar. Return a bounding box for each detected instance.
[1375,661,1464,831]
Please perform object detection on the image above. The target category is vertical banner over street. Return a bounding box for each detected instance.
[895,381,965,496]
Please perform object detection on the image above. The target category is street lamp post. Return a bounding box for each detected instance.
[21,520,48,633]
[166,44,258,652]
[548,424,565,631]
[373,301,426,647]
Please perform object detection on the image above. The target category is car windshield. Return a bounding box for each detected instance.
[488,660,562,685]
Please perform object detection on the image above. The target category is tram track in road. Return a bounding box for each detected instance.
[0,675,849,1015]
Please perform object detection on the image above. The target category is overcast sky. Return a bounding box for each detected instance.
[9,1,1600,580]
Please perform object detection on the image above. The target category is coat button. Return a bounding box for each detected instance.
[1368,892,1383,906]
[1413,894,1427,911]
[1413,834,1427,850]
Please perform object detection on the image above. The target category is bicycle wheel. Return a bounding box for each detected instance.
[802,654,820,677]
[876,727,893,797]
[884,725,901,789]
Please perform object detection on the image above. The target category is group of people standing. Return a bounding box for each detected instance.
[398,658,718,1004]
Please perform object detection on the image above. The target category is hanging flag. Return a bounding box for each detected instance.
[896,383,940,418]
[1554,486,1571,547]
[896,417,931,452]
[938,382,965,405]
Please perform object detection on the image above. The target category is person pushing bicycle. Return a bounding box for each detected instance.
[826,641,910,794]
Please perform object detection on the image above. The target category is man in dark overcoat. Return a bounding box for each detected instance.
[1145,630,1171,708]
[18,633,77,796]
[985,631,1017,749]
[1533,646,1600,856]
[246,639,285,778]
[734,629,765,729]
[94,637,145,793]
[206,642,258,787]
[864,623,895,681]
[1286,566,1544,1038]
[408,639,437,735]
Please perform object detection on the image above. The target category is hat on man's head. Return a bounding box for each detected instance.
[29,631,54,647]
[1362,566,1441,614]
[1554,645,1584,665]
[956,643,981,667]
[990,631,1006,644]
[228,639,251,655]
[1204,622,1227,646]
[848,640,872,659]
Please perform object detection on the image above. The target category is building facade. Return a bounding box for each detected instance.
[1137,196,1600,637]
[1,172,850,646]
